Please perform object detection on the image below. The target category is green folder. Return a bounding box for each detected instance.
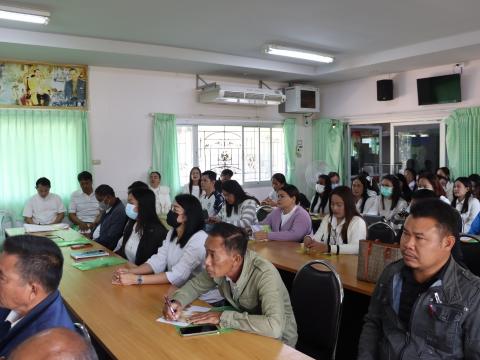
[72,256,127,271]
[54,238,91,248]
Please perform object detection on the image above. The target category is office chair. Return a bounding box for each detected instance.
[459,234,480,277]
[0,210,15,249]
[292,260,343,360]
[362,215,384,227]
[367,221,397,244]
[256,206,272,222]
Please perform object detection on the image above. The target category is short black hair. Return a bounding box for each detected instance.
[36,177,51,188]
[95,184,115,197]
[150,171,161,179]
[411,189,437,201]
[127,181,149,192]
[278,184,300,205]
[202,170,217,182]
[77,171,92,182]
[271,173,286,185]
[221,169,234,177]
[409,198,458,239]
[3,235,64,292]
[209,223,248,257]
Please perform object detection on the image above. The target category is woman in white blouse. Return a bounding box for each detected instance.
[149,171,171,214]
[351,175,377,215]
[309,174,332,215]
[417,173,450,204]
[115,188,167,265]
[213,180,259,229]
[182,167,202,199]
[374,175,408,221]
[113,194,221,304]
[452,177,480,233]
[437,167,454,202]
[304,186,366,255]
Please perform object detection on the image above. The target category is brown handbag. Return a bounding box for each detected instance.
[357,240,403,283]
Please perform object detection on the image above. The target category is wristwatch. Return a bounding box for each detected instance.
[136,275,143,285]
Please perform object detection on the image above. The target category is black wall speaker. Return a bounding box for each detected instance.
[377,79,393,101]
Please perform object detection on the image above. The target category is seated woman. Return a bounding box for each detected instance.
[182,167,202,199]
[213,180,259,228]
[352,175,377,215]
[148,171,171,214]
[304,186,366,254]
[253,184,312,242]
[452,177,480,233]
[417,173,450,204]
[115,188,168,265]
[372,174,408,221]
[112,194,222,304]
[436,167,454,201]
[396,173,413,203]
[261,173,286,207]
[310,174,332,215]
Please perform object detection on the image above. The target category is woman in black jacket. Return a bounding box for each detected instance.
[116,188,167,265]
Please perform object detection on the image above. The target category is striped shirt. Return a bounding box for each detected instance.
[218,199,257,228]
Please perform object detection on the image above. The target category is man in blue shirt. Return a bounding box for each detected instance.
[0,235,74,357]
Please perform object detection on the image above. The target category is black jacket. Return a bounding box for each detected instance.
[116,219,167,265]
[358,258,480,359]
[93,198,127,250]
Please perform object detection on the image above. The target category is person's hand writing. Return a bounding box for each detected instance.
[163,299,183,321]
[188,311,222,325]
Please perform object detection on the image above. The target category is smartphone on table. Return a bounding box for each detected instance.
[179,325,219,337]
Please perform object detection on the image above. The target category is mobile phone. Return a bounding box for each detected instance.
[179,325,219,337]
[70,249,108,260]
[71,243,93,250]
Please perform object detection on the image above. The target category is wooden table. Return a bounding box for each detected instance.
[6,228,312,360]
[249,241,375,296]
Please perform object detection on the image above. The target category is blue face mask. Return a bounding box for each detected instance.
[380,185,393,198]
[125,203,138,220]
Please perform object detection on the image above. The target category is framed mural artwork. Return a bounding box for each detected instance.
[0,60,88,109]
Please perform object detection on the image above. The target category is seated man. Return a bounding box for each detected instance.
[10,328,98,360]
[23,177,65,225]
[92,185,126,250]
[200,171,225,223]
[163,222,297,346]
[69,171,99,234]
[215,169,234,192]
[358,199,480,359]
[0,235,75,357]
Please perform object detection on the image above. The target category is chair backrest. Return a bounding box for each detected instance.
[74,322,92,343]
[0,210,15,249]
[256,206,272,222]
[363,215,384,227]
[367,221,397,244]
[292,260,343,360]
[459,235,480,276]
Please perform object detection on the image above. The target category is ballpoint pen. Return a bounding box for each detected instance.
[164,295,176,318]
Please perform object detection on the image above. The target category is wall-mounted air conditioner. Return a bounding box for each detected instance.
[198,84,286,106]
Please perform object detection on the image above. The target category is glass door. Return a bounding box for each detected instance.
[392,123,440,174]
[348,125,382,183]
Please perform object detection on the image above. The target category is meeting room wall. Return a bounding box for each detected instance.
[88,66,312,200]
[318,59,480,120]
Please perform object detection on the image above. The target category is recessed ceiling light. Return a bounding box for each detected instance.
[0,5,50,24]
[265,44,334,63]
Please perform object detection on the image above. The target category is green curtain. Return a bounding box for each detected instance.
[312,118,345,181]
[0,109,91,219]
[445,107,480,178]
[152,113,181,196]
[283,118,297,184]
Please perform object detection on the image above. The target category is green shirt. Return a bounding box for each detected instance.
[172,249,298,347]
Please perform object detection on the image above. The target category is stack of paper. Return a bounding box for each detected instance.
[24,223,70,233]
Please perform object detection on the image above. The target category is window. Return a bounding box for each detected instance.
[176,125,285,186]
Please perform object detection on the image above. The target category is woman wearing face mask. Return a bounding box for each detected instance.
[417,173,450,204]
[112,194,222,304]
[374,175,408,220]
[212,180,259,228]
[254,184,312,242]
[183,167,202,199]
[328,172,340,189]
[261,173,286,207]
[351,175,377,215]
[115,188,167,265]
[436,167,453,201]
[149,171,171,214]
[310,174,332,215]
[451,177,480,233]
[304,186,366,254]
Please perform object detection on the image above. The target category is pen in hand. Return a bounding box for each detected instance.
[164,295,177,320]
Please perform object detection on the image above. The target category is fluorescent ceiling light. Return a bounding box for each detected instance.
[265,44,334,63]
[0,5,50,24]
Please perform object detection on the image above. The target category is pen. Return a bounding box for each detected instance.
[164,295,176,317]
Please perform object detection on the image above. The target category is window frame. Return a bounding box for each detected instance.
[176,119,285,188]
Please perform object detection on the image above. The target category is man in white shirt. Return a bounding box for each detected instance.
[68,171,99,233]
[23,177,65,225]
[200,171,225,218]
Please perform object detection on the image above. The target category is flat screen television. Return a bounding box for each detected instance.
[417,74,461,105]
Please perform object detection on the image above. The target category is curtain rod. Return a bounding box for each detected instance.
[148,112,284,122]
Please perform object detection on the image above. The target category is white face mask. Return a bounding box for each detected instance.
[417,186,425,190]
[331,183,339,189]
[315,184,325,193]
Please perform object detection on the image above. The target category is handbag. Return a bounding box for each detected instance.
[357,240,402,283]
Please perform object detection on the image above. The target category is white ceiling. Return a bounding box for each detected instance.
[1,0,480,83]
